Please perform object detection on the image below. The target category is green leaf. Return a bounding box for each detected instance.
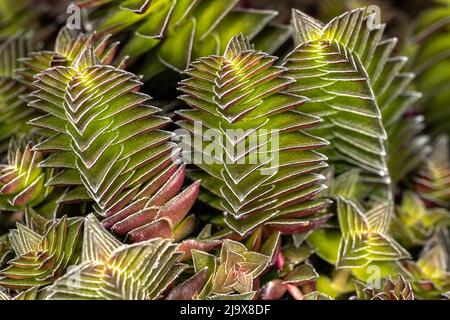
[192,249,217,299]
[158,17,196,72]
[282,262,318,286]
[392,191,450,247]
[409,3,450,135]
[403,228,450,297]
[249,24,291,55]
[211,239,270,295]
[387,115,430,185]
[316,269,354,298]
[212,9,279,53]
[307,228,341,265]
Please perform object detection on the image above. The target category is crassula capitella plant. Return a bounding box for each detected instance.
[0,0,449,301]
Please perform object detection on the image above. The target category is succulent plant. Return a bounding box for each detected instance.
[402,228,450,299]
[190,239,270,299]
[354,274,415,300]
[284,8,421,199]
[336,197,410,268]
[0,1,448,302]
[176,34,331,237]
[211,239,270,295]
[390,191,450,247]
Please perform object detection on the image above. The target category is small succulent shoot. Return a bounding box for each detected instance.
[27,29,201,243]
[336,197,410,268]
[47,214,187,300]
[354,274,415,300]
[391,191,450,247]
[0,137,53,208]
[211,239,270,295]
[0,216,83,290]
[403,228,450,298]
[415,136,450,208]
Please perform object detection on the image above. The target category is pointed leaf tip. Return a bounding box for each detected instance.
[225,34,254,58]
[291,9,324,45]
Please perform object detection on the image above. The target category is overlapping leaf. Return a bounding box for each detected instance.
[387,115,430,185]
[403,228,450,298]
[101,165,201,242]
[0,286,40,300]
[18,27,125,89]
[211,240,270,295]
[191,239,270,299]
[0,1,447,302]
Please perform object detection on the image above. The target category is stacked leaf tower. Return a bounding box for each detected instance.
[0,0,448,300]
